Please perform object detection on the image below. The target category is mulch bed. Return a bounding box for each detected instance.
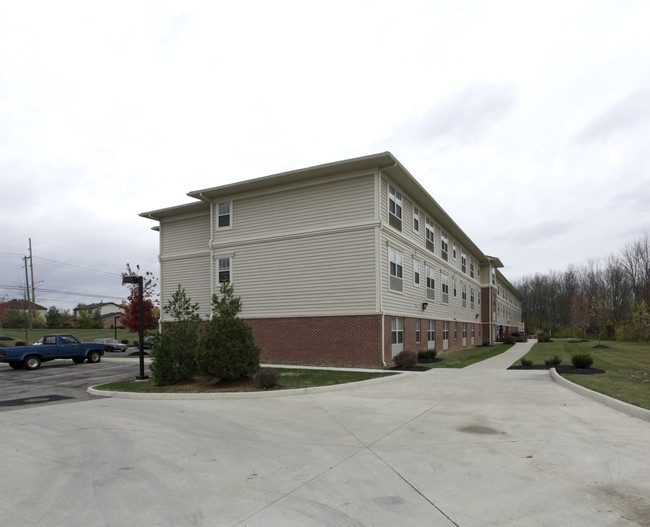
[508,365,605,375]
[390,366,430,371]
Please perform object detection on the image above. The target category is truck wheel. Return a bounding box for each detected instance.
[24,355,42,370]
[9,360,24,369]
[72,357,85,364]
[87,350,101,363]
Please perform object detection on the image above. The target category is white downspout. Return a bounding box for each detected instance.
[376,166,395,367]
[199,193,215,311]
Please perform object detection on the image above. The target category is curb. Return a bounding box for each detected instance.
[549,368,650,423]
[87,370,416,400]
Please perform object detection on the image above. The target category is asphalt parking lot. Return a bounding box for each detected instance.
[0,357,149,411]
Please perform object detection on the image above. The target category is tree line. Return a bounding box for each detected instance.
[514,232,650,341]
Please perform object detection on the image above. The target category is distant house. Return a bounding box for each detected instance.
[74,302,125,329]
[0,299,48,325]
[141,152,523,367]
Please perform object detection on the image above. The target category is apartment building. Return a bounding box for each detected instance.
[141,152,522,367]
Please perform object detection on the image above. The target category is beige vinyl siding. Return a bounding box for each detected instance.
[381,232,482,322]
[160,212,210,257]
[230,227,377,317]
[160,254,212,319]
[214,174,376,243]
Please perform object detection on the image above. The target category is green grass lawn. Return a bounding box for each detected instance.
[519,339,650,410]
[94,368,398,393]
[422,344,511,369]
[0,328,139,346]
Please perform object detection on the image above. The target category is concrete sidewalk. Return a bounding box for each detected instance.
[463,339,537,370]
[3,341,650,526]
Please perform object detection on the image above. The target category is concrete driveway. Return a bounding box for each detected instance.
[1,342,649,526]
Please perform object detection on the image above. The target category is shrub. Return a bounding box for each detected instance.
[503,335,516,344]
[571,353,594,369]
[394,350,417,368]
[418,349,437,360]
[255,368,281,389]
[520,358,534,368]
[544,355,562,368]
[150,285,201,385]
[482,340,490,347]
[196,282,260,381]
[537,333,551,343]
[515,335,528,342]
[121,339,130,345]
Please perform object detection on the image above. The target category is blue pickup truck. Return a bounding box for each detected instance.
[0,334,105,370]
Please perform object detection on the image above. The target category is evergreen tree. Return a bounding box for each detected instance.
[150,285,201,385]
[196,281,260,381]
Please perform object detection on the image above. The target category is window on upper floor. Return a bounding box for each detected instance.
[426,265,435,300]
[441,231,449,261]
[461,249,467,274]
[441,273,449,303]
[425,218,435,252]
[453,278,457,297]
[414,259,420,285]
[413,206,420,232]
[461,283,467,307]
[388,185,402,230]
[492,268,496,285]
[217,202,231,229]
[469,257,474,279]
[470,287,475,309]
[389,247,403,292]
[218,257,231,283]
[452,241,457,260]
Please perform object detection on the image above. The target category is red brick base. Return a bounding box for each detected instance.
[246,315,384,368]
[247,314,490,368]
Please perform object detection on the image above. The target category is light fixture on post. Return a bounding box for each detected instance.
[421,302,428,311]
[122,275,148,380]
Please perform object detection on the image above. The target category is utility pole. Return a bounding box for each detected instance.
[29,238,36,325]
[24,255,31,335]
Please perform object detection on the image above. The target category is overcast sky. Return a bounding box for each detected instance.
[1,0,649,312]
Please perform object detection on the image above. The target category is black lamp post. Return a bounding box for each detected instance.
[122,275,148,380]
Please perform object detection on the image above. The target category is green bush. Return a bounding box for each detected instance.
[255,368,281,389]
[537,333,551,343]
[544,355,562,368]
[571,353,594,369]
[394,350,417,368]
[503,335,516,344]
[520,357,534,368]
[418,349,437,360]
[515,335,528,342]
[196,282,260,381]
[150,285,201,385]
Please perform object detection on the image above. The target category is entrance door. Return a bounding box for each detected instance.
[443,321,449,351]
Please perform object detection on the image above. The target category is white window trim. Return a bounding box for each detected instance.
[216,201,233,230]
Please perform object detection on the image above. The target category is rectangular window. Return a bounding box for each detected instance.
[391,317,404,344]
[462,283,467,308]
[443,321,449,341]
[425,218,435,252]
[415,319,421,343]
[453,278,457,297]
[389,247,403,292]
[492,268,496,285]
[426,265,435,300]
[470,287,475,310]
[413,206,419,232]
[453,241,457,260]
[218,258,231,283]
[461,249,467,274]
[463,323,467,339]
[388,185,402,230]
[469,257,475,279]
[441,273,449,303]
[414,259,420,285]
[428,320,435,343]
[217,202,231,228]
[441,231,448,261]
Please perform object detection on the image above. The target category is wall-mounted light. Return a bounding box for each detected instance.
[475,314,480,319]
[421,302,428,311]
